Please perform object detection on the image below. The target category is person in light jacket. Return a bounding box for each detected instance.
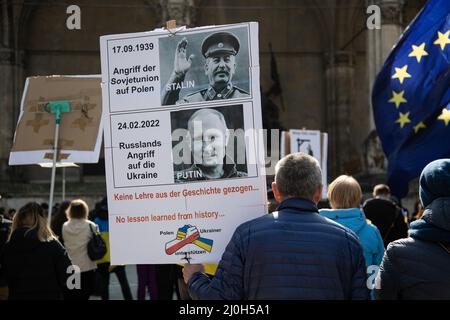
[62,199,98,300]
[320,175,385,269]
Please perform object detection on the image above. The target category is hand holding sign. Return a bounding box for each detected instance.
[183,263,205,284]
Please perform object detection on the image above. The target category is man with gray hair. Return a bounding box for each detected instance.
[182,153,369,299]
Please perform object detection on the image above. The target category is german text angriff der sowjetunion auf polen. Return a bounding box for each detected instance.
[111,65,158,94]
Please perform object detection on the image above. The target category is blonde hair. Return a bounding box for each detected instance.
[11,202,55,242]
[328,175,362,209]
[67,199,89,220]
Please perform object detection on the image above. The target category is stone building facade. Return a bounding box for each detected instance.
[0,0,426,209]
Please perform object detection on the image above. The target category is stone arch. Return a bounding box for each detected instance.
[15,0,160,182]
[22,0,158,76]
[349,0,368,52]
[331,0,365,51]
[307,0,332,50]
[403,0,427,26]
[16,0,35,52]
[0,0,14,48]
[196,0,329,132]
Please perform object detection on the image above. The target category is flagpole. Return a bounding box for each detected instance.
[48,117,60,224]
[45,101,71,224]
[62,167,66,201]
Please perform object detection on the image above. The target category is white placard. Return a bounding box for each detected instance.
[100,22,267,264]
[289,129,328,199]
[290,130,321,160]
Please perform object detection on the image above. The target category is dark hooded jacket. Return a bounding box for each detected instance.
[0,216,12,287]
[374,197,450,300]
[0,227,72,300]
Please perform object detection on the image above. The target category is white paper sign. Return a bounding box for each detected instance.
[100,22,267,264]
[290,130,321,159]
[289,129,328,199]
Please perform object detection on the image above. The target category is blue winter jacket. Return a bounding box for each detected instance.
[319,208,385,267]
[188,198,370,300]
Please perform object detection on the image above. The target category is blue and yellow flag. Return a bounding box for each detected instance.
[372,0,450,198]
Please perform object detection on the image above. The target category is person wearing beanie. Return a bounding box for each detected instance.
[375,159,450,300]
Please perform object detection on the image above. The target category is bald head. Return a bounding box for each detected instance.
[187,109,229,167]
[188,109,228,133]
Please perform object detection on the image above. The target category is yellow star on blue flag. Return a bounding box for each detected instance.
[408,43,428,62]
[389,90,407,108]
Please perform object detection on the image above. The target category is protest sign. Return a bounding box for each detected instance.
[281,129,328,199]
[100,22,267,264]
[9,75,103,165]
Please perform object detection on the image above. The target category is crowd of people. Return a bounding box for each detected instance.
[183,155,450,300]
[0,196,190,300]
[0,153,449,300]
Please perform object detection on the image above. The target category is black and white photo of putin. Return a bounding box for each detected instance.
[162,31,250,105]
[173,108,247,183]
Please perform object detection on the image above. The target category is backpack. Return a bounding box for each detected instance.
[363,198,408,247]
[382,205,402,242]
[87,224,107,261]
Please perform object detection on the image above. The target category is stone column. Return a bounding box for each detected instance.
[159,0,198,27]
[325,51,356,177]
[364,0,404,174]
[0,0,15,182]
[0,48,16,182]
[0,0,26,183]
[379,0,404,61]
[366,0,404,130]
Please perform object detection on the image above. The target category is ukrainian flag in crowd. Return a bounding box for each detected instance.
[372,0,450,198]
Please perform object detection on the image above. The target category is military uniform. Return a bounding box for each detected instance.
[162,31,250,105]
[177,83,249,104]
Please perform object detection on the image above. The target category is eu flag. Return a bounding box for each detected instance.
[372,0,450,198]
